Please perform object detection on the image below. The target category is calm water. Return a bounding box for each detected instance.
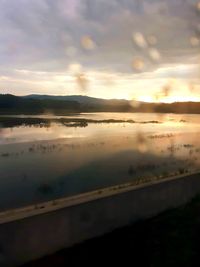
[1,112,200,144]
[0,112,200,211]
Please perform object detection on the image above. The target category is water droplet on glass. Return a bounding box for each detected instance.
[196,2,200,11]
[162,84,171,97]
[136,132,147,153]
[76,72,88,91]
[132,32,147,49]
[130,99,140,108]
[68,63,82,74]
[147,35,157,46]
[148,48,161,62]
[81,36,96,50]
[132,57,145,71]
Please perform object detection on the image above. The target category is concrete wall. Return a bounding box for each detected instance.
[1,173,200,267]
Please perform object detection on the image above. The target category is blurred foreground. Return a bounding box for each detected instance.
[22,195,200,267]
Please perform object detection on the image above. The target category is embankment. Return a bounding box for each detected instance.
[0,171,200,266]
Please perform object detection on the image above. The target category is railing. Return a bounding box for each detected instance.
[0,168,199,224]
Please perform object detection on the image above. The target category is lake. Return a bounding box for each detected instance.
[0,112,200,211]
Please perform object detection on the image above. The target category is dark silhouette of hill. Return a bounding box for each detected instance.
[0,94,81,115]
[0,94,131,114]
[1,94,200,114]
[23,94,131,112]
[23,94,111,105]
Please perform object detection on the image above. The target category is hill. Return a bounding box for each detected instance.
[0,94,132,114]
[0,94,80,115]
[23,94,109,105]
[1,94,200,114]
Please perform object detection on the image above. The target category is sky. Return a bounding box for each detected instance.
[0,0,200,102]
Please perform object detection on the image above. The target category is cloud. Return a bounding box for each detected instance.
[0,0,199,98]
[0,63,199,102]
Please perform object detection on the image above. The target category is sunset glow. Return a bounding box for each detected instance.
[0,0,199,103]
[1,2,200,265]
[139,95,200,103]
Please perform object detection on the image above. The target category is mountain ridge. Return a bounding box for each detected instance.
[23,94,130,105]
[1,94,200,114]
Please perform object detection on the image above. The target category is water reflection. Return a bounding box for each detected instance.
[0,113,200,211]
[0,113,200,144]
